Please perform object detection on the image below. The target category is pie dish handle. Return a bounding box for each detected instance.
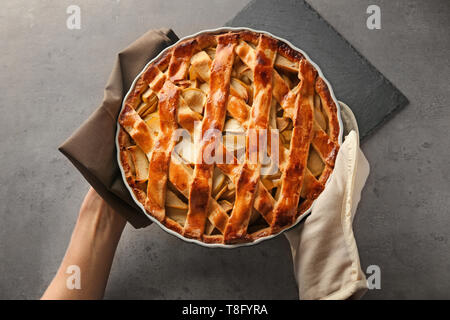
[338,101,359,139]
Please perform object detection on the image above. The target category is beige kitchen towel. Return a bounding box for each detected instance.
[59,28,178,228]
[285,129,370,300]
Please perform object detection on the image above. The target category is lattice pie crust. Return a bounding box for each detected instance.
[118,30,340,244]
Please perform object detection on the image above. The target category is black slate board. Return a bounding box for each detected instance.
[226,0,408,139]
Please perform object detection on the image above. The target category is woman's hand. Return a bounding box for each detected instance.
[41,187,126,300]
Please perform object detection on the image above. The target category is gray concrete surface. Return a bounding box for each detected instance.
[0,0,448,299]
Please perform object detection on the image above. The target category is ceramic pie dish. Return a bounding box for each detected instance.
[116,27,343,248]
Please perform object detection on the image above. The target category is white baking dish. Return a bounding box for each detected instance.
[116,27,344,248]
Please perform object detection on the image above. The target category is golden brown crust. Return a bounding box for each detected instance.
[184,34,238,239]
[224,35,277,243]
[271,60,316,232]
[117,30,341,245]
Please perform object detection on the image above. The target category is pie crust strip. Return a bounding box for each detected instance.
[144,42,196,221]
[224,35,278,242]
[119,105,154,155]
[184,33,238,239]
[144,81,180,221]
[277,138,326,219]
[271,59,317,232]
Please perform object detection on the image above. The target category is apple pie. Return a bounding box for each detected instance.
[117,30,340,245]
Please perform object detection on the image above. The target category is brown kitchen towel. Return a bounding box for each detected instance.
[59,28,178,228]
